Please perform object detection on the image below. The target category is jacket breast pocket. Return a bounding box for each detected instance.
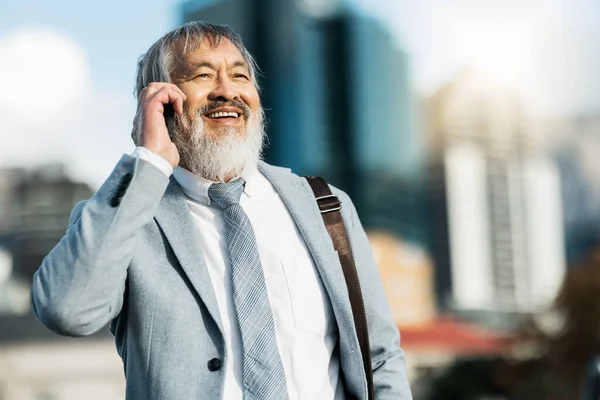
[280,257,334,337]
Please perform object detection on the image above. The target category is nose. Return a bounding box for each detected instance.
[208,75,237,102]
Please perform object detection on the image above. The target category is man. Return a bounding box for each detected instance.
[31,22,412,399]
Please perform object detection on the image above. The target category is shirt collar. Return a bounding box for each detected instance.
[172,164,258,206]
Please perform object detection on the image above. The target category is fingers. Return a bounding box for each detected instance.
[155,87,185,115]
[139,82,187,114]
[141,82,186,100]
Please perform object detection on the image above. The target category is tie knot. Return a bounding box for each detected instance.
[208,179,245,209]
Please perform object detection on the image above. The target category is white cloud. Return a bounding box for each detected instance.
[0,27,90,124]
[0,27,137,189]
[355,0,600,116]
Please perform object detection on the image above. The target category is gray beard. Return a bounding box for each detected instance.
[172,108,265,182]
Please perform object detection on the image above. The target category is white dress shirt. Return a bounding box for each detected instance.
[132,147,345,400]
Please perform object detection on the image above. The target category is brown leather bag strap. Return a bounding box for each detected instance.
[304,176,374,399]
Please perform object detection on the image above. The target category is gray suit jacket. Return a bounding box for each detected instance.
[31,155,412,399]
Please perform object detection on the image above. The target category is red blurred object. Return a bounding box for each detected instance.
[399,316,514,355]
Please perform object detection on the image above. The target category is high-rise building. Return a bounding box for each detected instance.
[426,70,566,320]
[181,0,423,242]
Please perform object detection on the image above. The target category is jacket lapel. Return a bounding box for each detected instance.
[258,162,356,338]
[154,178,223,334]
[153,165,357,357]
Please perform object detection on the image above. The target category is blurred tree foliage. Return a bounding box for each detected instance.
[422,247,600,399]
[422,356,572,399]
[546,249,600,384]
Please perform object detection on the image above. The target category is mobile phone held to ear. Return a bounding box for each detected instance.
[164,102,175,138]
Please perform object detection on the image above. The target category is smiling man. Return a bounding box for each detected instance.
[31,22,412,400]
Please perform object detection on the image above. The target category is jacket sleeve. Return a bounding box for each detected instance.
[31,154,170,336]
[334,188,413,399]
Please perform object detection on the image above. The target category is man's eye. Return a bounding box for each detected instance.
[195,73,211,79]
[234,74,249,80]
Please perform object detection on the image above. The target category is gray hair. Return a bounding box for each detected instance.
[134,21,260,98]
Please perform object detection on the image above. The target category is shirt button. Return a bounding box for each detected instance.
[207,358,222,372]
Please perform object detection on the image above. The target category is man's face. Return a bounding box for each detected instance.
[169,39,264,182]
[171,39,261,139]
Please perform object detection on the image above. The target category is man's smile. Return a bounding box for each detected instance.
[202,106,245,125]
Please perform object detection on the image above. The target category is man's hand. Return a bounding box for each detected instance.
[135,82,187,169]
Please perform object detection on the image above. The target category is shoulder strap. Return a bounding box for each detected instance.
[304,176,374,400]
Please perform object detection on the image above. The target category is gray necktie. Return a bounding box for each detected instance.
[208,179,289,400]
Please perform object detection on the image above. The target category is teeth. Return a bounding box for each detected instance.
[207,111,240,118]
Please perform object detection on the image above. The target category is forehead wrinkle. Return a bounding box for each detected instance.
[169,38,222,71]
[230,60,249,70]
[186,58,248,73]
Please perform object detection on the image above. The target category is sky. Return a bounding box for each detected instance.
[1,0,600,188]
[360,0,600,114]
[0,0,181,187]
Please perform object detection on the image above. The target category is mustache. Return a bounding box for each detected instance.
[198,100,252,120]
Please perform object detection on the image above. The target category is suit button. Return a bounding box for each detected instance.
[207,358,222,372]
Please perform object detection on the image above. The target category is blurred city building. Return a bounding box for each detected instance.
[367,231,436,327]
[0,165,93,285]
[181,0,426,245]
[0,165,122,400]
[0,165,93,315]
[368,231,516,395]
[425,70,566,327]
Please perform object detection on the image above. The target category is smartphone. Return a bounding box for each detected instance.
[164,103,175,138]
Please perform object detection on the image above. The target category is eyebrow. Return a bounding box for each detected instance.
[189,60,249,72]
